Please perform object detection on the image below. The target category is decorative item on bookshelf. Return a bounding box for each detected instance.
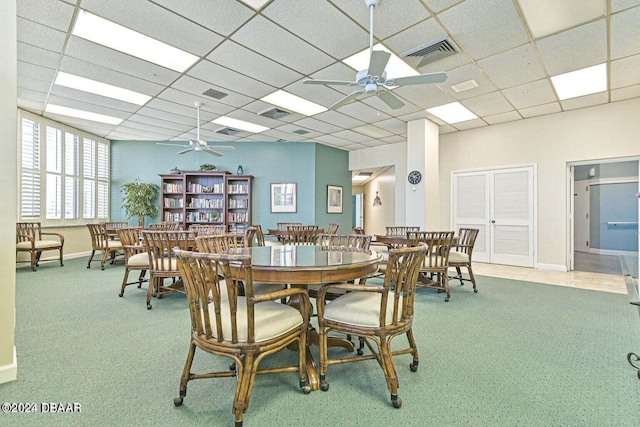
[170,166,182,175]
[237,165,244,175]
[199,163,217,171]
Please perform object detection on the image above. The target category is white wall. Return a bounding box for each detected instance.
[350,97,640,270]
[439,98,640,268]
[363,168,396,236]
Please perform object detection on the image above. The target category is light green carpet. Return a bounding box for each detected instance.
[2,257,640,426]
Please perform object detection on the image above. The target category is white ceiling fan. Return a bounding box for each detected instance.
[303,0,447,111]
[157,102,235,157]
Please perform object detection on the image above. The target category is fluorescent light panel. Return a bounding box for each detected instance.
[352,172,372,182]
[72,11,199,72]
[238,0,270,10]
[45,104,123,125]
[427,102,478,124]
[212,117,269,133]
[551,63,607,100]
[55,72,151,105]
[343,44,419,79]
[261,90,327,116]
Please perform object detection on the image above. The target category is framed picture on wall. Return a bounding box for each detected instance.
[327,185,343,214]
[271,183,297,213]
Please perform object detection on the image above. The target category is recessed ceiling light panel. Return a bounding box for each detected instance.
[343,43,418,79]
[261,90,327,116]
[72,10,199,72]
[55,72,151,105]
[551,63,607,100]
[45,104,123,125]
[427,102,478,124]
[212,117,269,133]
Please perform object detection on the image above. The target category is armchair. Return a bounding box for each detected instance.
[16,222,64,271]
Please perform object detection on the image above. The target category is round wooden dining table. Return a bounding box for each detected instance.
[234,244,382,390]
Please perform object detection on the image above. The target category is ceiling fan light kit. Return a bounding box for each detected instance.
[302,0,447,111]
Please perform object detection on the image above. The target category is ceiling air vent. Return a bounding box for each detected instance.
[292,129,309,135]
[400,35,458,68]
[202,88,228,100]
[215,127,238,136]
[258,106,290,119]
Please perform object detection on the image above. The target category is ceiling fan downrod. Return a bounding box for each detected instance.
[194,101,202,141]
[365,0,380,57]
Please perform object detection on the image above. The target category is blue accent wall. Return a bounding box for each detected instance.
[590,182,639,251]
[110,140,350,229]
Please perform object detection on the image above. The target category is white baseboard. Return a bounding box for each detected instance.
[16,251,92,269]
[535,263,568,272]
[0,346,17,384]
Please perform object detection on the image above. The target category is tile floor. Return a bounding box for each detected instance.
[473,262,626,294]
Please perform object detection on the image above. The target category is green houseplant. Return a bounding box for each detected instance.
[121,178,160,227]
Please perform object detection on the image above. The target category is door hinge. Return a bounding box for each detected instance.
[586,240,589,247]
[586,212,589,219]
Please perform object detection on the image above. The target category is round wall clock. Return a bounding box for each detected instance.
[408,170,422,185]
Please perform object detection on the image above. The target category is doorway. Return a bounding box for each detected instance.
[569,159,639,274]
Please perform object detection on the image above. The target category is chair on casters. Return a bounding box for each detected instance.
[316,243,427,408]
[172,249,311,427]
[116,227,148,297]
[16,222,64,271]
[86,223,123,269]
[407,231,455,301]
[448,228,479,293]
[327,223,339,234]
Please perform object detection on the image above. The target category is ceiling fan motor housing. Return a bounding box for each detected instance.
[356,69,386,85]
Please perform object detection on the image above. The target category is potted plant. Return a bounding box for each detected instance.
[121,178,160,227]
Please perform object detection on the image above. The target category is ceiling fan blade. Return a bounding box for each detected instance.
[177,148,192,154]
[202,148,224,157]
[329,89,365,111]
[209,146,235,151]
[303,79,354,86]
[368,50,391,77]
[377,90,405,110]
[157,142,188,148]
[388,72,448,87]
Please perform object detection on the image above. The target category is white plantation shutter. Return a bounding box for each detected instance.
[20,117,41,218]
[18,110,110,225]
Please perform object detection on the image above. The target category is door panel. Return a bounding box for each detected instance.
[453,166,535,267]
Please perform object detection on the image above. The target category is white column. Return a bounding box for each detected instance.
[0,0,18,384]
[406,119,440,229]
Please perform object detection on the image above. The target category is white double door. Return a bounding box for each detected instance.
[451,165,535,267]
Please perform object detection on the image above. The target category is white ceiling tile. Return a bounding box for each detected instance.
[611,54,640,89]
[424,0,466,14]
[610,6,640,59]
[365,118,406,135]
[393,83,455,109]
[438,63,497,99]
[49,86,142,113]
[47,94,133,118]
[484,110,522,125]
[438,0,529,59]
[18,42,62,69]
[17,17,66,53]
[231,15,334,75]
[611,0,640,12]
[145,98,217,122]
[352,125,394,139]
[331,130,370,143]
[64,36,181,86]
[17,0,76,32]
[462,91,514,116]
[361,94,421,117]
[292,117,342,134]
[478,43,546,89]
[18,75,51,93]
[80,0,223,56]
[18,61,56,82]
[263,0,369,59]
[135,106,196,126]
[149,0,254,36]
[519,102,562,118]
[502,79,557,109]
[337,100,392,124]
[381,134,405,144]
[517,0,605,39]
[207,41,303,88]
[168,76,250,112]
[536,20,607,75]
[449,118,487,131]
[17,88,47,103]
[560,91,608,110]
[127,114,193,133]
[187,60,275,100]
[611,84,640,102]
[17,98,46,113]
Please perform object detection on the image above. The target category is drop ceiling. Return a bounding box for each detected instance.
[15,0,640,151]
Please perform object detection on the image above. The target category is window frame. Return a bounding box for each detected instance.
[18,109,111,226]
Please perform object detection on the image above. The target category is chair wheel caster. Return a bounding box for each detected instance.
[302,385,311,394]
[147,304,152,310]
[474,289,478,293]
[409,361,418,372]
[320,381,329,391]
[445,297,450,302]
[118,293,123,297]
[173,397,183,406]
[357,348,364,356]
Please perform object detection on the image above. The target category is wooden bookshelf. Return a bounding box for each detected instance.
[159,171,252,232]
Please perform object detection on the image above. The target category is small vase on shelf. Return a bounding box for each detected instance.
[237,165,244,175]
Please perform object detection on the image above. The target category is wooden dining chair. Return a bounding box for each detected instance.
[407,231,455,301]
[448,228,480,293]
[172,249,311,427]
[142,230,195,309]
[316,233,372,250]
[242,226,257,247]
[385,226,420,236]
[86,223,123,270]
[196,234,287,297]
[116,227,148,297]
[16,222,65,271]
[254,224,266,246]
[327,223,340,234]
[189,224,226,235]
[316,243,427,408]
[282,225,319,245]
